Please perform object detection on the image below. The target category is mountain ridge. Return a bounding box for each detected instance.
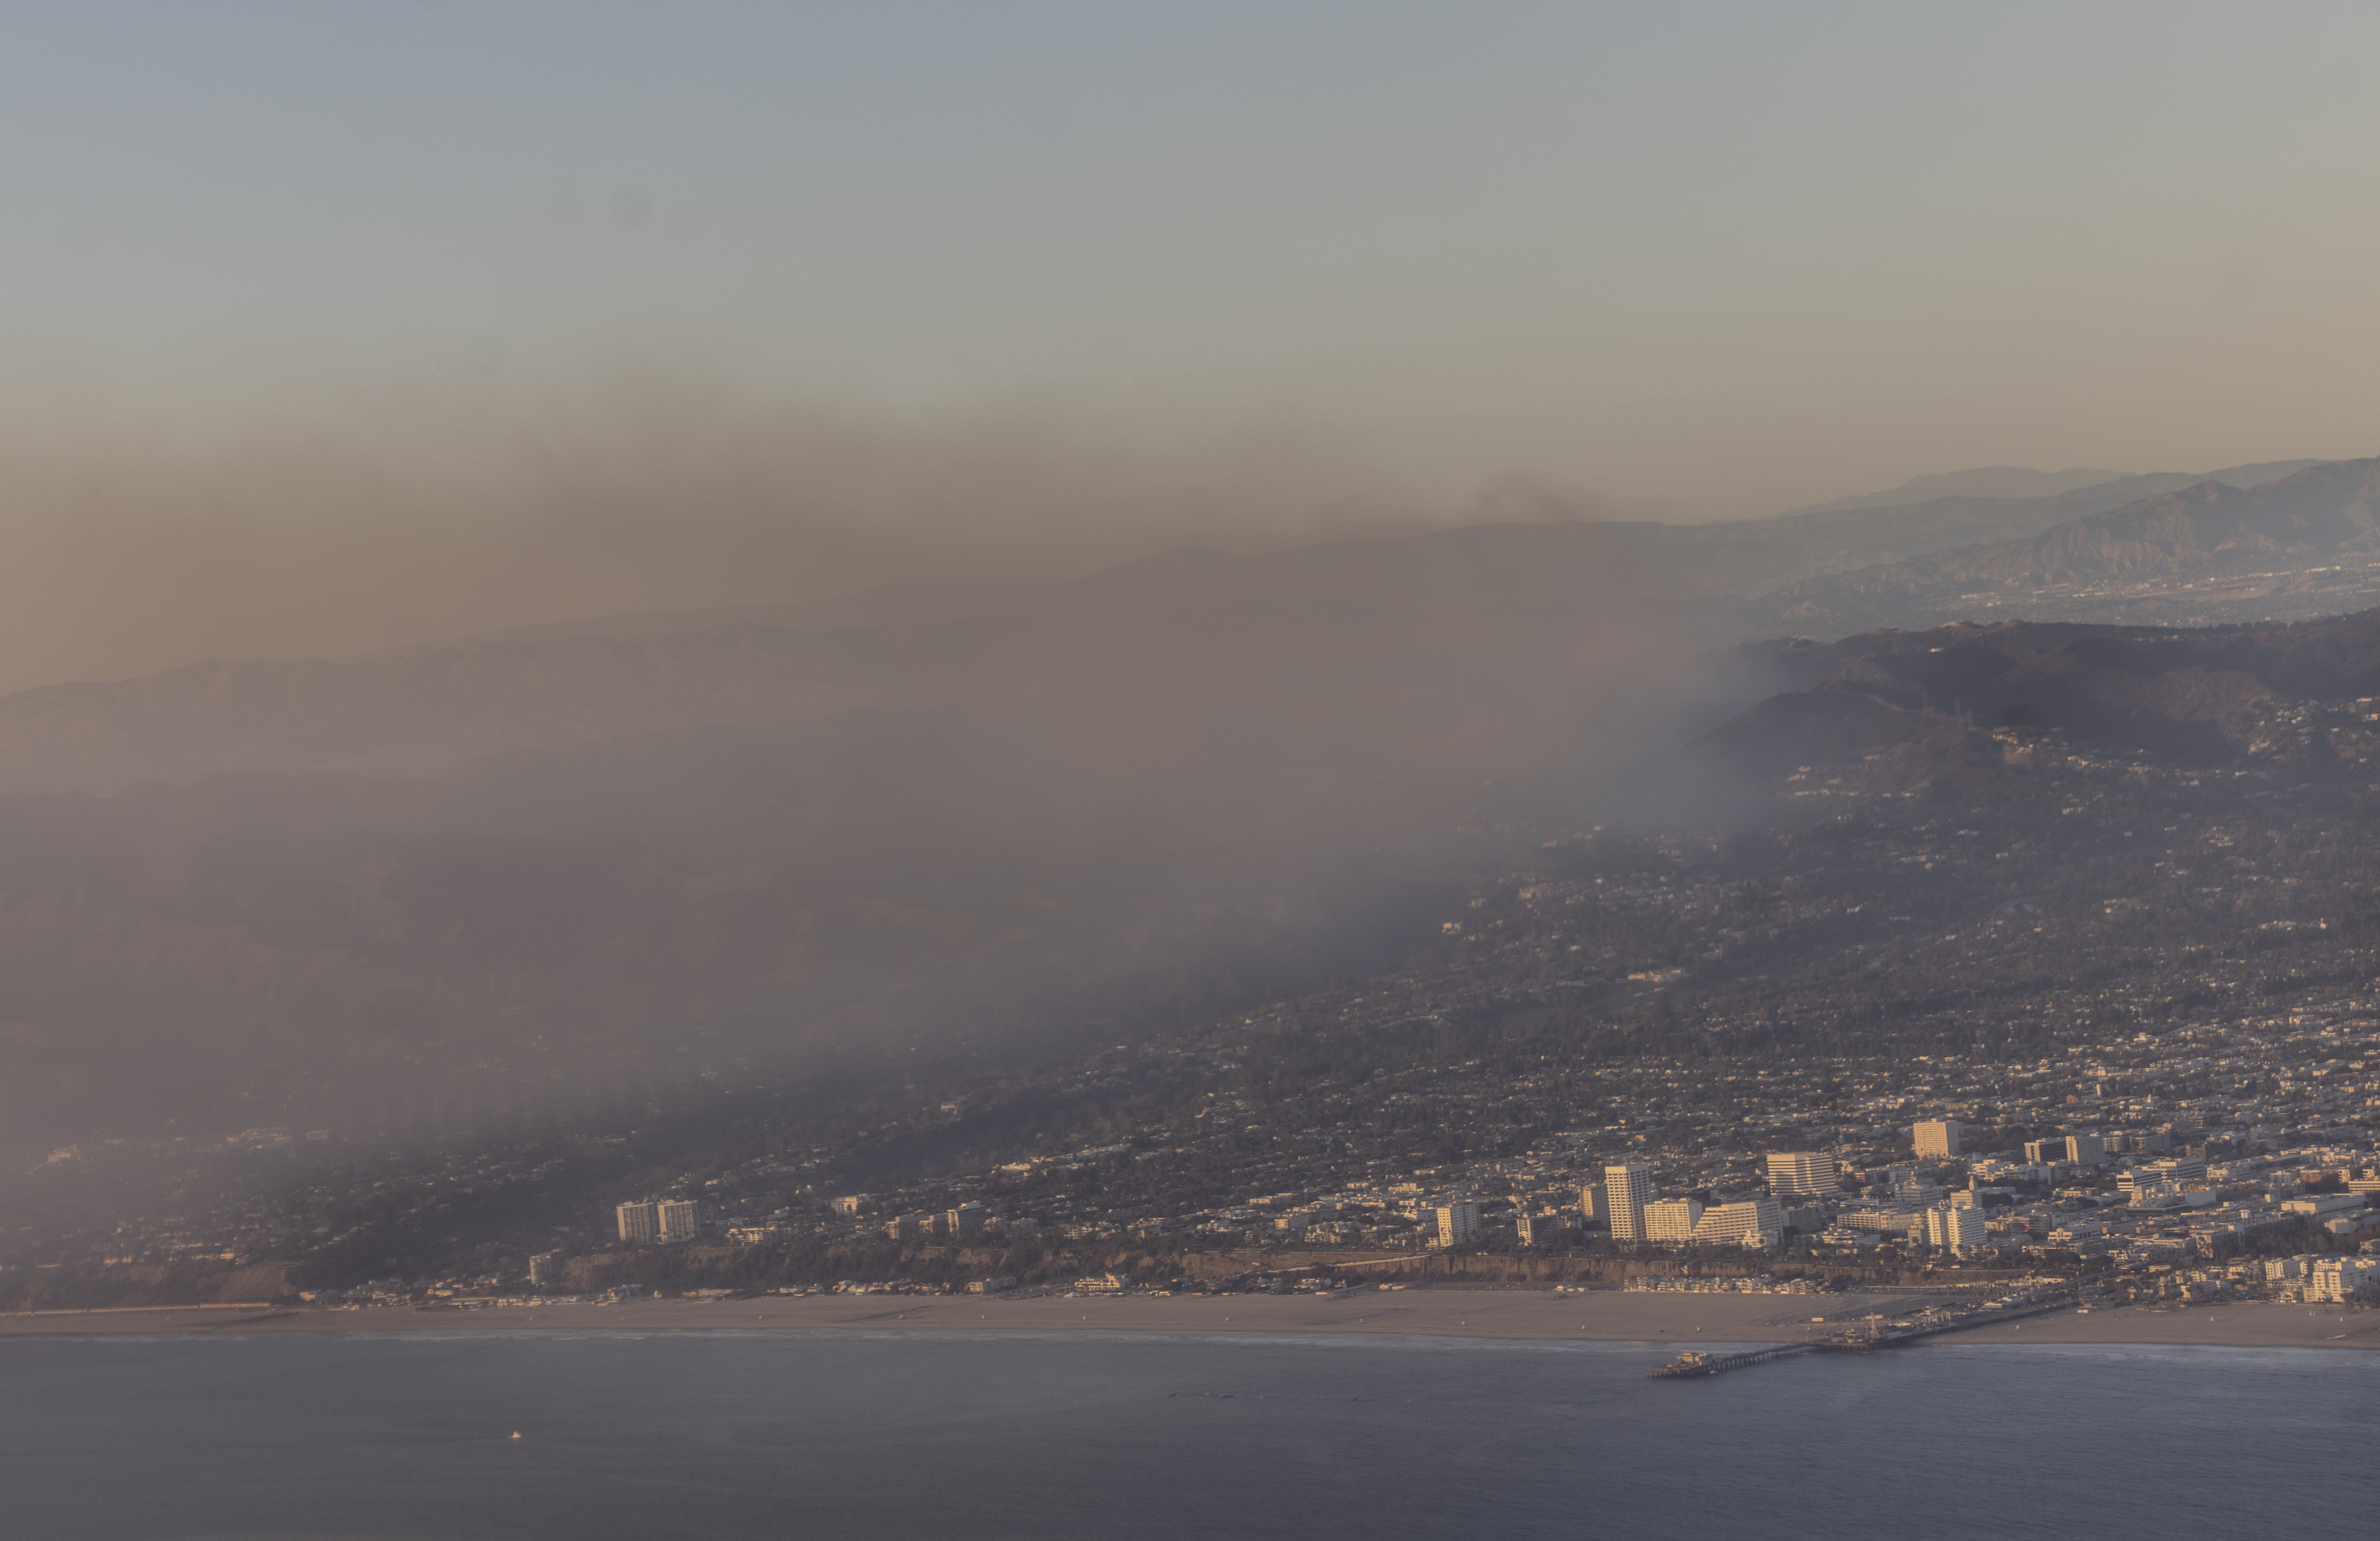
[1755,458,2380,636]
[0,456,2346,799]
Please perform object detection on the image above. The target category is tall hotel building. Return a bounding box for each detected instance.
[1765,1152,1836,1200]
[1604,1164,1653,1242]
[617,1199,700,1242]
[616,1201,660,1242]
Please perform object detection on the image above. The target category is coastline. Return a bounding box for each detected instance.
[4,1288,2376,1351]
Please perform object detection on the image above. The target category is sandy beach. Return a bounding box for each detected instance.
[5,1288,2376,1351]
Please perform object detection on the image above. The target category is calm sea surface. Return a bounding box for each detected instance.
[3,1330,2373,1540]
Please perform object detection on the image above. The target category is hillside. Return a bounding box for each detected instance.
[0,529,1710,1157]
[1692,608,2380,808]
[0,456,2360,1161]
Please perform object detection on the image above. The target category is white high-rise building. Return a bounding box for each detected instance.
[1765,1152,1836,1199]
[615,1201,660,1243]
[1925,1203,1987,1254]
[1604,1164,1653,1242]
[657,1199,701,1241]
[1914,1120,1964,1159]
[1435,1200,1481,1249]
[1692,1198,1785,1249]
[1644,1197,1704,1242]
[527,1251,564,1286]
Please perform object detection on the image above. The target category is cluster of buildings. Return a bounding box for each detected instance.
[30,797,2380,1311]
[1777,1117,2380,1290]
[614,1198,701,1243]
[2261,1253,2380,1302]
[641,1064,2377,1297]
[1621,1274,1819,1294]
[1807,1122,1991,1255]
[1585,1162,1786,1249]
[881,1201,987,1243]
[1266,1156,1790,1255]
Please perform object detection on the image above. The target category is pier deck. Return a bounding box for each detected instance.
[1649,1342,1813,1378]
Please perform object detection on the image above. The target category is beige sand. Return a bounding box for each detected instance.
[3,1288,2375,1350]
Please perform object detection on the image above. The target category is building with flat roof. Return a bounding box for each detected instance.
[2307,1256,2378,1303]
[1914,1120,1964,1159]
[1604,1164,1653,1242]
[1926,1203,1987,1254]
[1644,1197,1704,1243]
[1515,1210,1566,1248]
[2025,1134,2107,1167]
[1765,1152,1836,1199]
[657,1200,701,1241]
[615,1202,659,1243]
[1692,1198,1785,1248]
[1436,1200,1481,1249]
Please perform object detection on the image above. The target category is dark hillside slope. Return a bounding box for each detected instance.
[1693,608,2380,808]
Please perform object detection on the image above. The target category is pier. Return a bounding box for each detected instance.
[1649,1343,1813,1378]
[1811,1297,2072,1353]
[1653,1293,2077,1378]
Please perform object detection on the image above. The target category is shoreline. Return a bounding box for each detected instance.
[4,1288,2376,1352]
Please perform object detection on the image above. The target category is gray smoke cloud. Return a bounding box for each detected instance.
[0,357,1711,1164]
[0,358,1615,694]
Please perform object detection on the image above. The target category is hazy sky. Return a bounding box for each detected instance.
[4,3,2380,684]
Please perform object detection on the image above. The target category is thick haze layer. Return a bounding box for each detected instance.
[6,5,2380,688]
[0,377,1447,692]
[6,6,2380,1165]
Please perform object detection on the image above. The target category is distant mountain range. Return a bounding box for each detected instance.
[0,457,2343,798]
[1774,464,2131,515]
[0,450,2372,1160]
[1753,458,2380,636]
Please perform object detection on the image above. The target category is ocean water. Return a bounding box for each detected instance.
[2,1330,2373,1540]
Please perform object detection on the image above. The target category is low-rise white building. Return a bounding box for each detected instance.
[2307,1256,2379,1303]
